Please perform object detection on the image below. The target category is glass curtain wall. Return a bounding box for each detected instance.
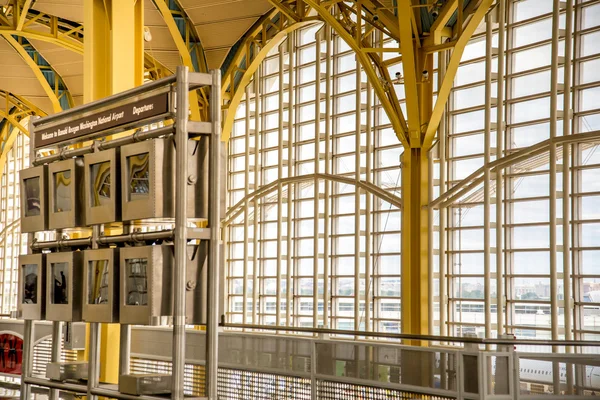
[0,132,29,315]
[437,0,600,342]
[225,24,406,333]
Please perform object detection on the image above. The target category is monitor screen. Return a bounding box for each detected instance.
[51,262,69,304]
[53,170,72,212]
[125,258,148,306]
[90,161,111,207]
[22,264,38,304]
[127,153,150,200]
[23,177,41,217]
[88,260,109,304]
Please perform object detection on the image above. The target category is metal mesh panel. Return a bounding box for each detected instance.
[130,357,205,396]
[32,337,77,378]
[217,368,311,400]
[317,380,455,400]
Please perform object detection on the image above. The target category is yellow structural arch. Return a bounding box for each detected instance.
[152,0,205,121]
[222,1,410,147]
[2,34,64,113]
[423,0,495,149]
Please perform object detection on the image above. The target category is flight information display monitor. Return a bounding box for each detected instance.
[48,159,85,230]
[46,252,84,322]
[20,165,48,233]
[84,148,121,225]
[18,254,46,320]
[83,248,119,323]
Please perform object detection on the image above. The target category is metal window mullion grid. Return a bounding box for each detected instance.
[573,0,585,344]
[9,137,20,312]
[0,143,10,313]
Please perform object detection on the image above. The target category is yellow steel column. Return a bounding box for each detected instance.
[83,0,144,384]
[400,34,433,343]
[401,148,430,340]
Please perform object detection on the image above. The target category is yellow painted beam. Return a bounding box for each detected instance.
[0,110,30,134]
[0,28,84,53]
[268,0,300,22]
[0,90,46,116]
[221,20,315,141]
[84,0,110,103]
[2,34,63,113]
[423,0,494,150]
[401,148,430,340]
[360,0,401,41]
[303,0,409,148]
[221,8,280,103]
[397,0,421,147]
[111,0,144,93]
[15,0,33,31]
[83,0,145,384]
[427,0,458,45]
[152,0,202,121]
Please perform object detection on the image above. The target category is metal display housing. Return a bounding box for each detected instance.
[19,69,222,400]
[48,158,85,229]
[119,374,172,396]
[120,137,205,222]
[46,251,84,322]
[83,248,119,323]
[18,254,46,320]
[20,165,48,233]
[119,245,205,326]
[46,361,89,382]
[84,148,121,225]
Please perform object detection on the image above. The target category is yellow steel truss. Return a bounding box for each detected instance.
[152,0,208,121]
[222,0,410,146]
[2,34,64,113]
[222,0,496,340]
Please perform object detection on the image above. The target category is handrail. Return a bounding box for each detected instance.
[220,322,600,347]
[30,229,174,251]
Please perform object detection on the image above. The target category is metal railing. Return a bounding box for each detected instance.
[0,322,597,399]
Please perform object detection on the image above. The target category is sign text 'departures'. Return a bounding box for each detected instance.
[35,93,169,149]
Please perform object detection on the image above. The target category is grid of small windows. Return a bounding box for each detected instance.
[437,0,600,341]
[225,24,404,333]
[572,0,600,341]
[0,132,29,316]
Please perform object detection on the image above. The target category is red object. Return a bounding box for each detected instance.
[0,334,23,374]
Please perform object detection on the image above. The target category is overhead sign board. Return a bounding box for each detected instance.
[35,92,170,149]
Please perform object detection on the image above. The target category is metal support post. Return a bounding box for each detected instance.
[496,0,506,335]
[563,0,574,393]
[120,224,132,377]
[49,321,63,400]
[20,115,39,400]
[484,12,493,341]
[87,223,102,400]
[401,148,430,342]
[550,0,561,391]
[438,51,448,338]
[206,69,222,399]
[172,65,190,400]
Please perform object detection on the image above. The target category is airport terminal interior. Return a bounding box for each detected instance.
[0,0,598,398]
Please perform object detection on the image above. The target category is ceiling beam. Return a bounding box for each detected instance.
[2,34,64,113]
[151,0,207,121]
[397,0,421,147]
[0,110,29,134]
[428,0,458,45]
[15,0,34,31]
[303,0,409,147]
[423,0,494,149]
